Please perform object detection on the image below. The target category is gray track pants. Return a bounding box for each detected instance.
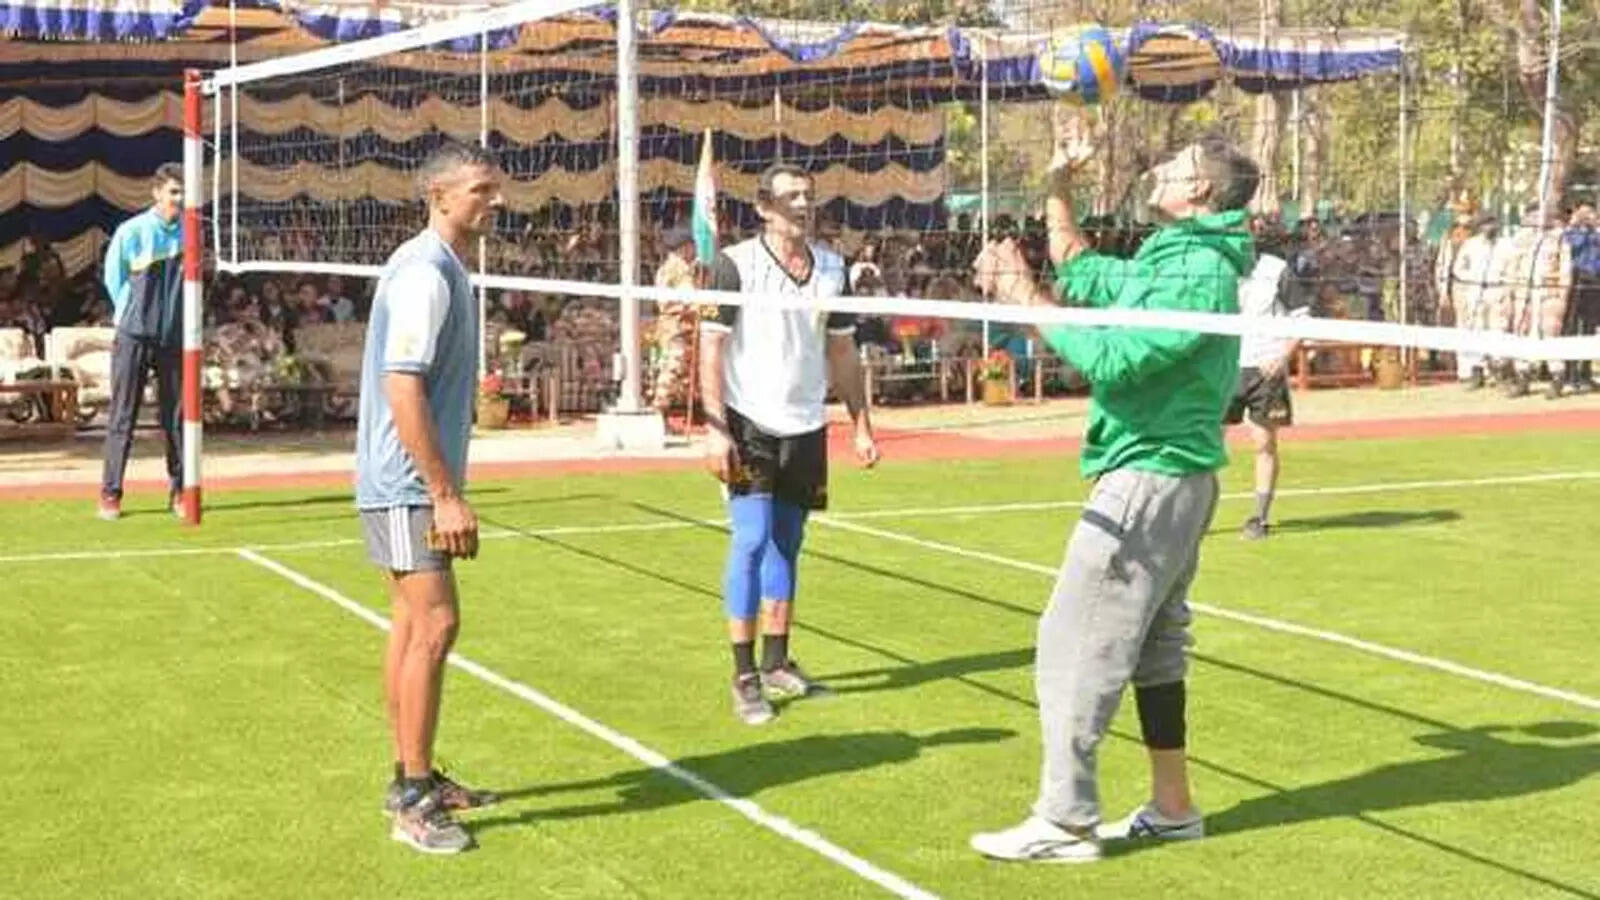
[1033,467,1219,827]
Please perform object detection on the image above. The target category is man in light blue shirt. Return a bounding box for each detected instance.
[355,143,502,855]
[97,163,185,521]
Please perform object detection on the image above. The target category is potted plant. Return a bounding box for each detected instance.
[976,349,1013,406]
[477,370,510,429]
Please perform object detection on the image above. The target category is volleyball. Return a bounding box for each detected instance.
[1036,25,1124,104]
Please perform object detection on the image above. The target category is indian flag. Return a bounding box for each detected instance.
[691,128,718,265]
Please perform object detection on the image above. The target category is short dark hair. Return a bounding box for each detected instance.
[757,163,812,202]
[1194,137,1260,213]
[415,142,498,200]
[153,162,183,187]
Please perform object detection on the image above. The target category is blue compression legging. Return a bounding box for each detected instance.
[723,494,808,620]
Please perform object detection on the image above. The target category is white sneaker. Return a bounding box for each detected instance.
[1097,803,1205,842]
[970,815,1101,863]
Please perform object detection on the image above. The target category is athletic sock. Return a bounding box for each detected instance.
[732,640,757,677]
[1254,491,1273,523]
[400,775,434,806]
[760,633,790,672]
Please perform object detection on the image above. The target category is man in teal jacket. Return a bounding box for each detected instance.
[98,163,186,521]
[970,125,1258,863]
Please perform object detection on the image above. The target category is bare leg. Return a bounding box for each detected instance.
[1148,748,1196,819]
[383,573,412,768]
[391,568,459,779]
[1251,421,1279,504]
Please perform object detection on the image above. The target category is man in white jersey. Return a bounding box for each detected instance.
[698,163,880,725]
[357,143,502,854]
[1224,225,1310,540]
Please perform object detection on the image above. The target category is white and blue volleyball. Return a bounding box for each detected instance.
[1036,24,1124,104]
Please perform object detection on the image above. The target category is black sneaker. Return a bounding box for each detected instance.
[390,789,473,855]
[384,769,500,815]
[1241,517,1269,541]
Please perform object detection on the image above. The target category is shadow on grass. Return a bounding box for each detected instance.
[198,489,607,524]
[483,506,1596,897]
[1207,722,1600,838]
[472,727,1014,831]
[1211,509,1462,537]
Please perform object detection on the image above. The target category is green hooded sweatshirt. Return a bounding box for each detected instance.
[1040,209,1254,479]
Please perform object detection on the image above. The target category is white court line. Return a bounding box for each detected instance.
[831,469,1600,520]
[0,521,703,564]
[7,468,1600,566]
[812,516,1600,713]
[234,548,938,900]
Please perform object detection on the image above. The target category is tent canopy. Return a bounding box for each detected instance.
[1,2,1409,272]
[1,1,1407,103]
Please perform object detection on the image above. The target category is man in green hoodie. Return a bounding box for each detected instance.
[969,125,1258,864]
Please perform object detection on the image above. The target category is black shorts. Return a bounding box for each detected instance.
[725,406,829,510]
[1224,367,1293,428]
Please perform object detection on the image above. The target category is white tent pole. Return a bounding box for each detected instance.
[228,0,238,267]
[1534,0,1562,224]
[1398,43,1410,334]
[979,30,991,352]
[615,0,642,412]
[478,28,490,386]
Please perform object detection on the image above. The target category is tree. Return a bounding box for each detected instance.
[1249,0,1286,213]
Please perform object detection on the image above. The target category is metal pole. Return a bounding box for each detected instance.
[228,0,238,267]
[615,0,642,412]
[478,28,490,385]
[1398,47,1410,334]
[211,57,223,265]
[181,70,206,525]
[979,30,991,352]
[337,78,347,260]
[1534,0,1562,224]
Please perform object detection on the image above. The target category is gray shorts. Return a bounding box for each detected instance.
[359,505,450,573]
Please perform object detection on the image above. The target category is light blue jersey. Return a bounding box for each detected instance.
[355,229,478,510]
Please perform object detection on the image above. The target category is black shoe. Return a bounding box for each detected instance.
[1241,517,1269,541]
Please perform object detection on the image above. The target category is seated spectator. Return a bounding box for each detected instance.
[19,233,64,291]
[324,275,357,323]
[294,278,330,327]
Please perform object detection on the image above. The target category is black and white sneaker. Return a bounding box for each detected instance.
[1241,517,1269,541]
[1097,803,1205,842]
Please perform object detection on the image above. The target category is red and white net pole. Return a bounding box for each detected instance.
[181,69,204,526]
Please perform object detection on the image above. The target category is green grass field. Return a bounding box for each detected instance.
[5,430,1598,899]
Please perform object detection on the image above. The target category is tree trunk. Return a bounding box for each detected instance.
[1513,0,1580,215]
[1249,0,1285,213]
[1299,88,1327,218]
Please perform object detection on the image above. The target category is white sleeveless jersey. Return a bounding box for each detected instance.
[701,236,856,436]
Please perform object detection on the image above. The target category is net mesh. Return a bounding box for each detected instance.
[202,0,1598,421]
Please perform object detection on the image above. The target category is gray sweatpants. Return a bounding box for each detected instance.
[1034,467,1219,827]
